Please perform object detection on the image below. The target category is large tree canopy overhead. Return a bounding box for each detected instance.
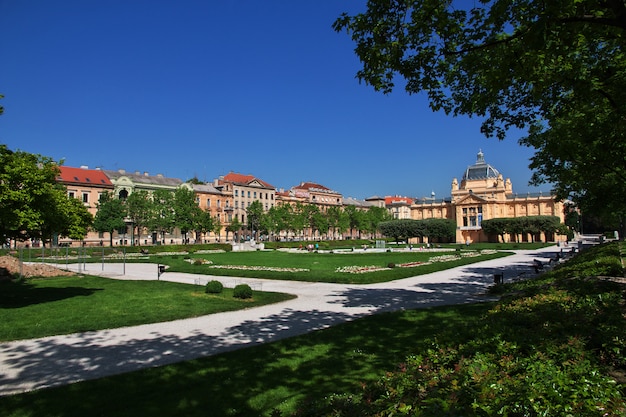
[334,0,626,220]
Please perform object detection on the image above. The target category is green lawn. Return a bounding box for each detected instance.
[146,249,511,284]
[1,261,624,416]
[2,243,621,416]
[0,302,494,417]
[0,276,294,341]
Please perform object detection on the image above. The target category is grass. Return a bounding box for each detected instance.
[144,249,511,284]
[0,302,491,417]
[0,276,294,341]
[1,257,624,416]
[1,243,622,416]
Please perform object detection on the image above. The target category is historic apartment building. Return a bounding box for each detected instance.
[53,151,565,246]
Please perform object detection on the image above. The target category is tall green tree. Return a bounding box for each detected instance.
[212,215,222,242]
[148,189,175,243]
[246,200,264,241]
[173,187,201,243]
[125,190,151,245]
[226,217,242,242]
[334,1,626,223]
[364,206,392,239]
[193,209,214,243]
[0,146,72,244]
[93,191,127,246]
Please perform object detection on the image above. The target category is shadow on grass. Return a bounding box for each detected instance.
[0,280,103,309]
[0,303,491,417]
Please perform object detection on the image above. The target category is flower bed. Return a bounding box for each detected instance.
[208,265,310,273]
[336,250,499,273]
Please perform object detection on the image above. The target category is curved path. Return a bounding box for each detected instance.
[0,246,561,396]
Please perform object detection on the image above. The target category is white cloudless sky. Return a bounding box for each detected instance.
[1,0,547,200]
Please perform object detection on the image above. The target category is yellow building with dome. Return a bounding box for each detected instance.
[411,151,565,243]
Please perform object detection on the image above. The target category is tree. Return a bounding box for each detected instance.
[423,218,456,243]
[269,204,296,240]
[334,1,626,224]
[481,218,510,243]
[226,217,242,242]
[51,195,94,242]
[148,189,175,244]
[125,190,151,245]
[212,215,222,242]
[0,146,73,245]
[327,206,348,239]
[246,200,264,241]
[379,219,424,242]
[364,206,392,239]
[344,205,366,239]
[173,187,201,243]
[93,191,127,246]
[193,209,214,243]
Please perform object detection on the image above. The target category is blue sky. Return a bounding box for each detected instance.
[1,0,546,200]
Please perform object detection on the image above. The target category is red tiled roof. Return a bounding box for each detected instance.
[294,181,330,191]
[385,196,413,205]
[221,172,274,189]
[57,166,113,187]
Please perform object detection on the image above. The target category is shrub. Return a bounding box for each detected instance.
[205,280,224,294]
[233,284,253,299]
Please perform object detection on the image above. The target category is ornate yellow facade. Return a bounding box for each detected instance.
[411,151,565,243]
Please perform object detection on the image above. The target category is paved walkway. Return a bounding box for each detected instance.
[0,246,561,396]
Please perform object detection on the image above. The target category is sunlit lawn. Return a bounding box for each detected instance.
[3,243,614,417]
[0,276,294,341]
[146,249,512,284]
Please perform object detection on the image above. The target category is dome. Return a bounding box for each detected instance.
[462,150,500,181]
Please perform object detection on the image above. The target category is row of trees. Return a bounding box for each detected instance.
[93,188,219,246]
[0,145,93,247]
[247,201,392,242]
[481,216,567,243]
[377,219,456,243]
[94,190,395,246]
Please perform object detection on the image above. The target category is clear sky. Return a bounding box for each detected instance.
[1,0,547,200]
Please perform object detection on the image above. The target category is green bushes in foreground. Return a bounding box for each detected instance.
[286,242,626,416]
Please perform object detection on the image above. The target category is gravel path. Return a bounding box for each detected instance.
[0,246,560,397]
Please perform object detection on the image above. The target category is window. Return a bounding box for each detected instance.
[82,193,89,204]
[247,191,251,198]
[207,198,211,208]
[217,199,221,207]
[462,206,482,228]
[68,191,75,198]
[235,190,239,197]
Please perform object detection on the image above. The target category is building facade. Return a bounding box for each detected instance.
[411,151,565,243]
[47,152,565,247]
[56,166,114,245]
[215,172,276,226]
